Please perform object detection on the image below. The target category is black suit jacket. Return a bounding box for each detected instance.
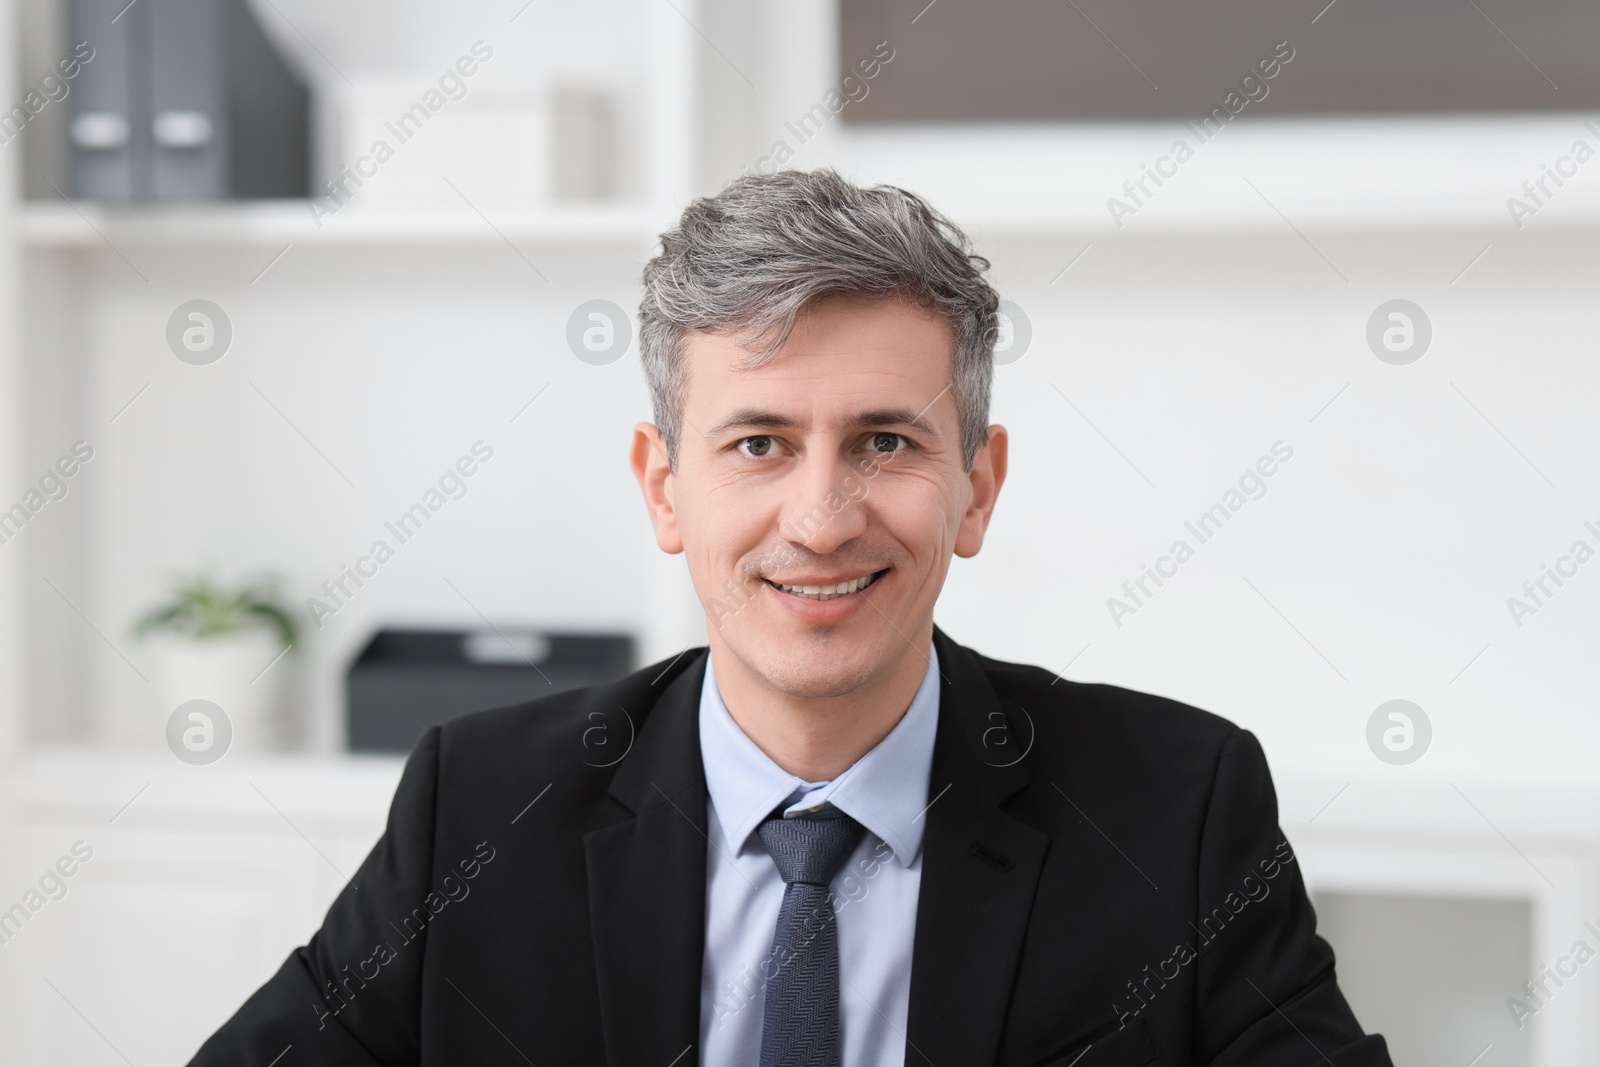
[190,627,1390,1066]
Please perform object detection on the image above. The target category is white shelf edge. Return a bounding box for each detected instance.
[827,113,1600,237]
[19,199,665,249]
[24,190,1600,252]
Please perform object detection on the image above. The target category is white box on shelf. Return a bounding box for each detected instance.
[312,80,549,216]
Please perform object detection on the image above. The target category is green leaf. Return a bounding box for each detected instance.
[130,569,299,646]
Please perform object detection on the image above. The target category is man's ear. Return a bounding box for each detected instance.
[630,422,684,554]
[954,425,1008,559]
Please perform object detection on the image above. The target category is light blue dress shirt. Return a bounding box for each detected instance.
[697,644,941,1066]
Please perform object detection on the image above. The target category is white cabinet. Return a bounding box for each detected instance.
[1282,774,1600,1067]
[0,750,403,1066]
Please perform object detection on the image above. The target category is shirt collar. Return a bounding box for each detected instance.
[698,643,941,869]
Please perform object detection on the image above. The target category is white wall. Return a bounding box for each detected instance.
[941,224,1600,789]
[10,0,1599,790]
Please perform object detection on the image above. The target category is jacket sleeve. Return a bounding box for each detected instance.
[1193,728,1392,1067]
[187,726,442,1067]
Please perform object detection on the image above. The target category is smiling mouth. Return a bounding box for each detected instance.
[765,569,886,602]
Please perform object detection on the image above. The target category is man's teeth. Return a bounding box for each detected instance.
[773,572,881,601]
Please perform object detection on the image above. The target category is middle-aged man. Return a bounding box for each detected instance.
[191,169,1391,1066]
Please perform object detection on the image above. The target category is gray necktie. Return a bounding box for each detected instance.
[755,808,867,1067]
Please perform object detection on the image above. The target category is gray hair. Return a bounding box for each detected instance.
[638,168,999,470]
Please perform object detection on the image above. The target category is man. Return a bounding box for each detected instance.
[190,170,1391,1065]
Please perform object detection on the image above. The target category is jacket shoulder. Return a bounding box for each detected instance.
[963,642,1244,769]
[428,646,706,775]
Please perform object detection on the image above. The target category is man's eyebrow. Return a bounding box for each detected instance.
[704,409,801,437]
[856,408,942,436]
[704,407,943,438]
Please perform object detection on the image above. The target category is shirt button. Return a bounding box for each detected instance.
[808,804,821,812]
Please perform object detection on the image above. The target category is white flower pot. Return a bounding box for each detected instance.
[147,630,290,755]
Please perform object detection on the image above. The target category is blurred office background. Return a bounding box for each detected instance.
[1,0,1598,1063]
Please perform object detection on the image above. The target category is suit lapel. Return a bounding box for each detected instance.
[581,632,1050,1067]
[584,651,710,1067]
[905,628,1050,1067]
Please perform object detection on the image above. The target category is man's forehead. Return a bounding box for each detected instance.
[679,302,953,410]
[686,352,955,433]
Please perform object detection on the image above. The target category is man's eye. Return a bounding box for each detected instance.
[737,436,774,458]
[870,432,905,453]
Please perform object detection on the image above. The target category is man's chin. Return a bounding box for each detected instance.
[724,627,892,700]
[753,654,881,700]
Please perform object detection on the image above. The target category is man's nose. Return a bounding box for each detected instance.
[777,452,868,554]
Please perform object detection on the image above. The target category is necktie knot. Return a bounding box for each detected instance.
[757,809,866,887]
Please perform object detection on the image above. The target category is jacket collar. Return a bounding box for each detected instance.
[583,626,1047,1067]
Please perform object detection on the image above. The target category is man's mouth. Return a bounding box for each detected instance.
[764,569,886,602]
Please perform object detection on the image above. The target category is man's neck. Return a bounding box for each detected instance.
[708,632,935,782]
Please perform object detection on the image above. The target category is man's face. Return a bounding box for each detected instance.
[631,292,1006,701]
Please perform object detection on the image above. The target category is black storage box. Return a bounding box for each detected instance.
[346,628,635,753]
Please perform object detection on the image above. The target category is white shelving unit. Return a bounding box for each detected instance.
[6,0,702,755]
[0,0,25,758]
[0,1,701,1059]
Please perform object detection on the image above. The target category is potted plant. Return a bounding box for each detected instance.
[131,572,299,753]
